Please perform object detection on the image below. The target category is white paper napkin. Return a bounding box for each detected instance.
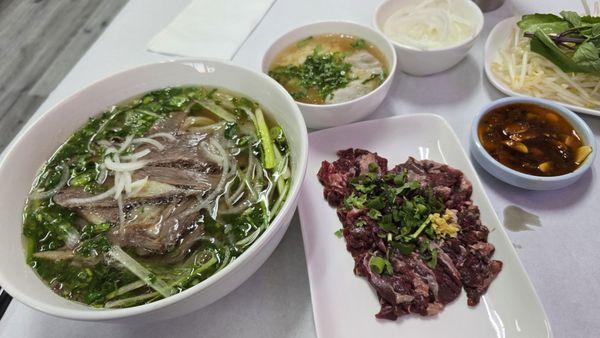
[147,0,276,59]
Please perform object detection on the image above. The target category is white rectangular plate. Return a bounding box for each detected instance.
[298,114,552,338]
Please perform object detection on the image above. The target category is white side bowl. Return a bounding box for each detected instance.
[0,59,308,323]
[373,0,484,76]
[470,97,596,190]
[262,21,397,129]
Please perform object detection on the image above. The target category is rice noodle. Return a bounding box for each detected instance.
[118,135,134,152]
[147,132,176,141]
[96,165,108,184]
[29,165,70,200]
[183,137,234,218]
[120,149,151,161]
[218,200,252,215]
[131,137,165,150]
[64,186,117,205]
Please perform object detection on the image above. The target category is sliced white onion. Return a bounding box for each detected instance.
[120,149,151,161]
[104,158,148,172]
[63,186,117,205]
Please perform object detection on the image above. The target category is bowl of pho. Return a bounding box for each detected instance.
[0,59,308,322]
[262,21,397,129]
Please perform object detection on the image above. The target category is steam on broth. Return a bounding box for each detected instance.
[268,34,388,104]
[22,86,291,308]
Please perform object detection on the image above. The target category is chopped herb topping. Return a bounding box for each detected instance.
[351,38,367,49]
[268,48,353,100]
[342,167,447,268]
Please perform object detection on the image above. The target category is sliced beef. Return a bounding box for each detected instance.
[133,166,219,190]
[52,112,224,257]
[108,197,201,255]
[318,150,502,320]
[317,148,387,207]
[53,180,201,209]
[147,111,187,134]
[393,157,472,209]
[141,133,221,172]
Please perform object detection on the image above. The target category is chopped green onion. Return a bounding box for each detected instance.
[254,108,276,169]
[334,229,343,238]
[370,256,393,275]
[197,99,237,122]
[108,246,175,298]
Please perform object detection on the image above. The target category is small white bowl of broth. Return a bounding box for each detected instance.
[373,0,483,76]
[262,21,397,129]
[471,97,596,190]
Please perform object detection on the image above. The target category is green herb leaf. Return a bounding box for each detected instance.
[560,11,582,28]
[573,41,600,63]
[351,38,367,49]
[427,249,438,269]
[367,209,382,220]
[391,242,415,256]
[343,192,368,209]
[334,229,343,238]
[517,13,570,34]
[370,255,393,275]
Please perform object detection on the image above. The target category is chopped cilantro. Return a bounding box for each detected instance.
[351,38,367,49]
[334,229,343,238]
[268,48,353,101]
[367,209,382,220]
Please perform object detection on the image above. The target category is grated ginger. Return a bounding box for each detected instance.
[431,209,460,238]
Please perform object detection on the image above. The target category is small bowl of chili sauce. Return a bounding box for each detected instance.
[471,97,596,190]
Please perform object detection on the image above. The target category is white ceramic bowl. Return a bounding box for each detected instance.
[373,0,484,76]
[470,97,596,190]
[262,21,397,129]
[0,59,308,322]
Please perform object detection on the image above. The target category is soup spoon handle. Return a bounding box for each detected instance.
[0,288,11,320]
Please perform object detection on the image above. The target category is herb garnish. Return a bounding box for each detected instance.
[341,164,446,269]
[370,255,393,275]
[351,38,367,49]
[268,48,353,100]
[362,72,387,85]
[519,11,600,73]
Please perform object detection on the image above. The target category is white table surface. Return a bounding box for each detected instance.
[1,1,599,337]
